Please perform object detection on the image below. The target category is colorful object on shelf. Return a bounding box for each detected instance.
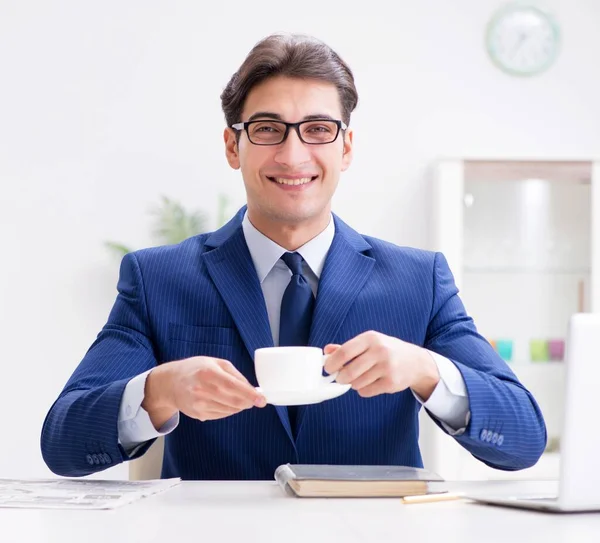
[530,339,549,362]
[496,339,513,362]
[548,339,565,361]
[488,339,497,350]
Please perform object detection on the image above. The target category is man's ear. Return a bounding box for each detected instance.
[341,127,353,172]
[224,127,240,170]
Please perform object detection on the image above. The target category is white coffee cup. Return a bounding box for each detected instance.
[254,346,338,392]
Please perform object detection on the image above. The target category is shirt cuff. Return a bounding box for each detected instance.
[412,351,470,435]
[118,369,180,456]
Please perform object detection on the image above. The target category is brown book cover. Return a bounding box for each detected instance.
[274,464,444,498]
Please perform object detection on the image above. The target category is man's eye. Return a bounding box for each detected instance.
[253,124,283,133]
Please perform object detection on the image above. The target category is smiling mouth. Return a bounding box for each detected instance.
[267,176,318,186]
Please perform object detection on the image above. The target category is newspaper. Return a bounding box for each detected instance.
[0,477,181,510]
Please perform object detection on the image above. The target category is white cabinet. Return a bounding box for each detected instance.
[420,159,600,480]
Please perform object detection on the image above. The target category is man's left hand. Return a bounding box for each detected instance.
[323,331,440,400]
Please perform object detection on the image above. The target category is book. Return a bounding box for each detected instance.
[274,464,444,498]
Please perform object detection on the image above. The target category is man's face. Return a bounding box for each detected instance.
[224,76,353,226]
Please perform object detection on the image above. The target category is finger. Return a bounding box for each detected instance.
[216,360,266,405]
[324,344,341,355]
[206,384,255,410]
[213,367,266,408]
[197,383,253,415]
[348,365,384,391]
[213,361,255,392]
[336,353,381,386]
[356,378,390,398]
[324,332,373,374]
[196,406,240,422]
[217,358,251,383]
[185,396,240,421]
[323,344,341,377]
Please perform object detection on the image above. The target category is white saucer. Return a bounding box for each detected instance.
[256,383,352,406]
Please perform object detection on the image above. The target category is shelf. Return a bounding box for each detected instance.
[429,158,600,482]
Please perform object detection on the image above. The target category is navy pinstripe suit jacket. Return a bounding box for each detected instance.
[41,207,546,480]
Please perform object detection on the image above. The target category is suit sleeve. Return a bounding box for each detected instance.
[40,252,158,476]
[424,252,547,471]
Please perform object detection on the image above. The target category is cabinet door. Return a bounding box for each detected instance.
[424,159,599,480]
[462,168,590,450]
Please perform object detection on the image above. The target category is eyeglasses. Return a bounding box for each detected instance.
[231,119,347,146]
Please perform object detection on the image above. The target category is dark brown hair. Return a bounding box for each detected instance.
[220,33,358,129]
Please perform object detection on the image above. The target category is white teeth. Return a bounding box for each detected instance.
[273,177,313,185]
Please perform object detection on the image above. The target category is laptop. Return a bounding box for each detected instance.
[466,312,600,513]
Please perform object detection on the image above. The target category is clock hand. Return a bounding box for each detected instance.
[511,31,528,60]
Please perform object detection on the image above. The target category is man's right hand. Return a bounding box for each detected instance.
[142,357,267,430]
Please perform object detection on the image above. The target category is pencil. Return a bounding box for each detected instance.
[401,492,464,504]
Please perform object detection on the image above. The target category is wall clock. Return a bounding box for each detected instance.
[486,3,561,76]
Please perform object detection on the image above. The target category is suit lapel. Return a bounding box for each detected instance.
[308,216,375,348]
[296,217,375,437]
[202,209,375,446]
[202,228,274,358]
[202,209,294,444]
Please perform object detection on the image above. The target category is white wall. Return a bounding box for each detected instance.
[1,0,599,478]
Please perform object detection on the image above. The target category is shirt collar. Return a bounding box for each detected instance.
[242,211,335,283]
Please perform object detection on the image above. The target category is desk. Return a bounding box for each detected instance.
[1,480,599,543]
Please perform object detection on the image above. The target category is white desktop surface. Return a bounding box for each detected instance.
[1,480,599,543]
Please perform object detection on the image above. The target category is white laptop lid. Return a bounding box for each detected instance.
[559,313,600,507]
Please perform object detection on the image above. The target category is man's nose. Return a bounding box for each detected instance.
[273,128,312,167]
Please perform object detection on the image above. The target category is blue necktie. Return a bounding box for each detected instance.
[279,252,315,435]
[279,252,315,348]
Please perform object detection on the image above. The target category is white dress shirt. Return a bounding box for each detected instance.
[118,213,470,453]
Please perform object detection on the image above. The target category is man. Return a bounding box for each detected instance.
[41,33,546,480]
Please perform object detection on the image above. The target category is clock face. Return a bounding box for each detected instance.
[486,4,560,76]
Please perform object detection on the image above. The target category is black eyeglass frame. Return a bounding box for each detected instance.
[230,118,348,146]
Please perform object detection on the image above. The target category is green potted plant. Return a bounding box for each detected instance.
[105,193,230,257]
